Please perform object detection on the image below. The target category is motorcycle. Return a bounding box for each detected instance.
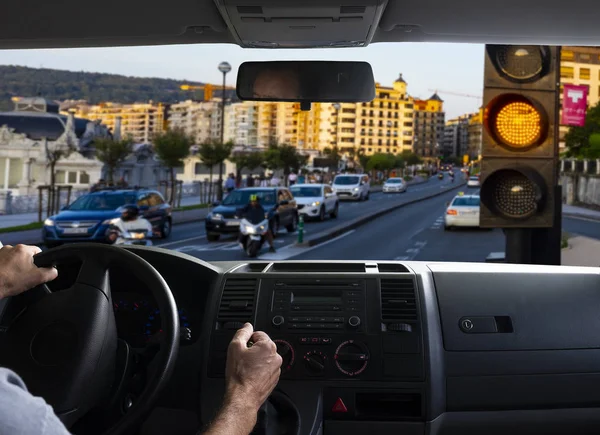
[238,218,269,257]
[438,173,444,180]
[106,225,153,246]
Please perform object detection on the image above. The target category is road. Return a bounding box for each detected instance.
[152,176,460,261]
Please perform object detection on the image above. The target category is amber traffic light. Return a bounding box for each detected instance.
[479,45,559,228]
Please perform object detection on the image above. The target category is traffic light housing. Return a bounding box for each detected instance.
[480,45,559,228]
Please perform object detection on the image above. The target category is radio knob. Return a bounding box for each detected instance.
[348,316,361,328]
[272,315,285,327]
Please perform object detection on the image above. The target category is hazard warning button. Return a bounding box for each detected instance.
[331,397,348,413]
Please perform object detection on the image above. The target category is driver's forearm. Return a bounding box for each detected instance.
[201,397,257,435]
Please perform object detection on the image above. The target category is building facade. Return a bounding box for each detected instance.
[413,93,445,160]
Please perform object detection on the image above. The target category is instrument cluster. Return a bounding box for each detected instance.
[112,292,191,347]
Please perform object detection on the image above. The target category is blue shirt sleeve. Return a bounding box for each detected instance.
[0,368,71,435]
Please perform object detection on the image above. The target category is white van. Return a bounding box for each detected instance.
[331,174,370,201]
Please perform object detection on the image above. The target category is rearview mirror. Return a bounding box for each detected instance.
[237,61,375,104]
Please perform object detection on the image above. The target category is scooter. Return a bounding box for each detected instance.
[106,226,153,246]
[438,173,444,180]
[238,218,269,257]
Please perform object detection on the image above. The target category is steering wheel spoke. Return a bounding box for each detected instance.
[77,256,111,297]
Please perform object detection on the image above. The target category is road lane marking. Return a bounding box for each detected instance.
[157,234,206,247]
[258,230,356,260]
[399,240,428,260]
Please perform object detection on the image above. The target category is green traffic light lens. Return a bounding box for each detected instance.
[483,169,544,219]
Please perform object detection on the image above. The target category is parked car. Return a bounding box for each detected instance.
[383,177,408,193]
[42,188,172,248]
[205,187,298,242]
[290,183,339,221]
[331,174,370,201]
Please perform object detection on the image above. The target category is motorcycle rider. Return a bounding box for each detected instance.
[238,194,276,253]
[106,204,154,244]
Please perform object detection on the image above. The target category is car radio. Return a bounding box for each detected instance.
[269,279,366,332]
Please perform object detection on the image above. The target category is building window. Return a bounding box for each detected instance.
[580,68,591,80]
[561,66,574,79]
[580,53,591,61]
[562,50,575,61]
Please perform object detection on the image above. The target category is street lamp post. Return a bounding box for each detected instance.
[217,61,231,200]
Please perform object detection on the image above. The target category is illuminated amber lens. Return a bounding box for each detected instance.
[495,102,542,148]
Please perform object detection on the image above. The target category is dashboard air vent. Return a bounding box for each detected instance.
[217,278,257,328]
[270,263,365,273]
[340,5,366,13]
[380,279,417,324]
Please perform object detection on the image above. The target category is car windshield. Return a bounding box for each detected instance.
[291,187,322,197]
[67,194,137,211]
[334,176,360,185]
[2,40,593,268]
[452,197,480,206]
[222,190,276,205]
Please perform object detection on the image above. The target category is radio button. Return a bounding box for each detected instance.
[299,337,309,344]
[290,317,301,322]
[332,306,341,311]
[272,315,285,327]
[332,317,344,323]
[290,324,300,329]
[348,316,361,328]
[332,324,344,329]
[317,324,328,329]
[311,338,321,344]
[322,338,332,344]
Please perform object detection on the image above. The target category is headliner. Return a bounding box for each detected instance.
[1,0,598,50]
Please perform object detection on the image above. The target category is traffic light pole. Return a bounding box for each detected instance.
[530,186,562,265]
[505,229,533,264]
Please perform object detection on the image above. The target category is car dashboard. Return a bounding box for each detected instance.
[3,247,600,435]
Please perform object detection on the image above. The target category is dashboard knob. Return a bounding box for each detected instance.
[272,315,285,327]
[303,351,326,374]
[348,316,361,328]
[334,340,369,376]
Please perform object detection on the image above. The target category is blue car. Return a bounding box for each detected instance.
[42,188,172,248]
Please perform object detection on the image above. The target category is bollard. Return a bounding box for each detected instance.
[297,214,304,244]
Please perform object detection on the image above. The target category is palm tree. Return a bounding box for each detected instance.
[94,137,134,184]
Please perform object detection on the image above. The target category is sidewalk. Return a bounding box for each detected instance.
[562,236,600,266]
[563,204,600,222]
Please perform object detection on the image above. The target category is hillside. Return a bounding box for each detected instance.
[0,65,232,111]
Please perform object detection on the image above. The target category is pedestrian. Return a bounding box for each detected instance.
[90,178,106,192]
[236,173,243,188]
[225,173,236,193]
[246,174,254,187]
[288,171,297,186]
[270,174,281,187]
[297,172,305,184]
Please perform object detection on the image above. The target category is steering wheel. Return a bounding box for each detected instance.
[0,243,180,435]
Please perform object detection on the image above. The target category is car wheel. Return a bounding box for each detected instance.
[330,203,339,219]
[207,233,220,242]
[286,214,297,233]
[160,219,172,239]
[270,219,280,238]
[319,206,326,222]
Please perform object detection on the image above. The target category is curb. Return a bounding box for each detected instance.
[296,182,467,247]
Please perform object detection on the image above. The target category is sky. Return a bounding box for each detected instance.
[0,42,484,119]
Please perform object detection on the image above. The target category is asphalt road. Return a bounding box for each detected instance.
[151,176,460,262]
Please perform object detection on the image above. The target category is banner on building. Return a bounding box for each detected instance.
[561,84,588,127]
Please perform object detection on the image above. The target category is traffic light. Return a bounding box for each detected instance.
[479,45,559,228]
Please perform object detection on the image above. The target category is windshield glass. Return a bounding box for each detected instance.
[333,176,360,185]
[3,42,593,267]
[452,197,480,206]
[68,194,137,211]
[291,187,322,197]
[222,190,276,205]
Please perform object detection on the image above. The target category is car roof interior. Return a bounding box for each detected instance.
[1,0,598,50]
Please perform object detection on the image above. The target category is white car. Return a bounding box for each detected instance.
[467,176,481,187]
[444,193,480,230]
[290,184,339,221]
[383,177,408,193]
[332,174,370,201]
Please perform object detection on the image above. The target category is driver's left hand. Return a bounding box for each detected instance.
[0,244,58,300]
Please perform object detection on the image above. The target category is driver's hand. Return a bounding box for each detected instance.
[0,244,58,299]
[225,323,282,412]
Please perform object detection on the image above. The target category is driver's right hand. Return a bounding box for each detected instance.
[224,323,282,413]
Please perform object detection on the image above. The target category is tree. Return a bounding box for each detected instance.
[401,151,423,166]
[264,143,308,185]
[358,150,370,173]
[366,153,396,173]
[94,137,134,183]
[45,138,76,215]
[565,102,600,158]
[230,151,265,181]
[198,140,234,202]
[323,146,342,168]
[153,128,192,204]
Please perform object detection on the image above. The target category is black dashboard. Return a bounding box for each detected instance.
[3,247,600,435]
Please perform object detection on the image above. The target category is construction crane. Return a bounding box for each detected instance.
[180,83,236,101]
[428,89,482,99]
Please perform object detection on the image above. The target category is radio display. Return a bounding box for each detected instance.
[291,293,342,304]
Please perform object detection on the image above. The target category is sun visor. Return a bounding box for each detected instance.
[214,0,387,48]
